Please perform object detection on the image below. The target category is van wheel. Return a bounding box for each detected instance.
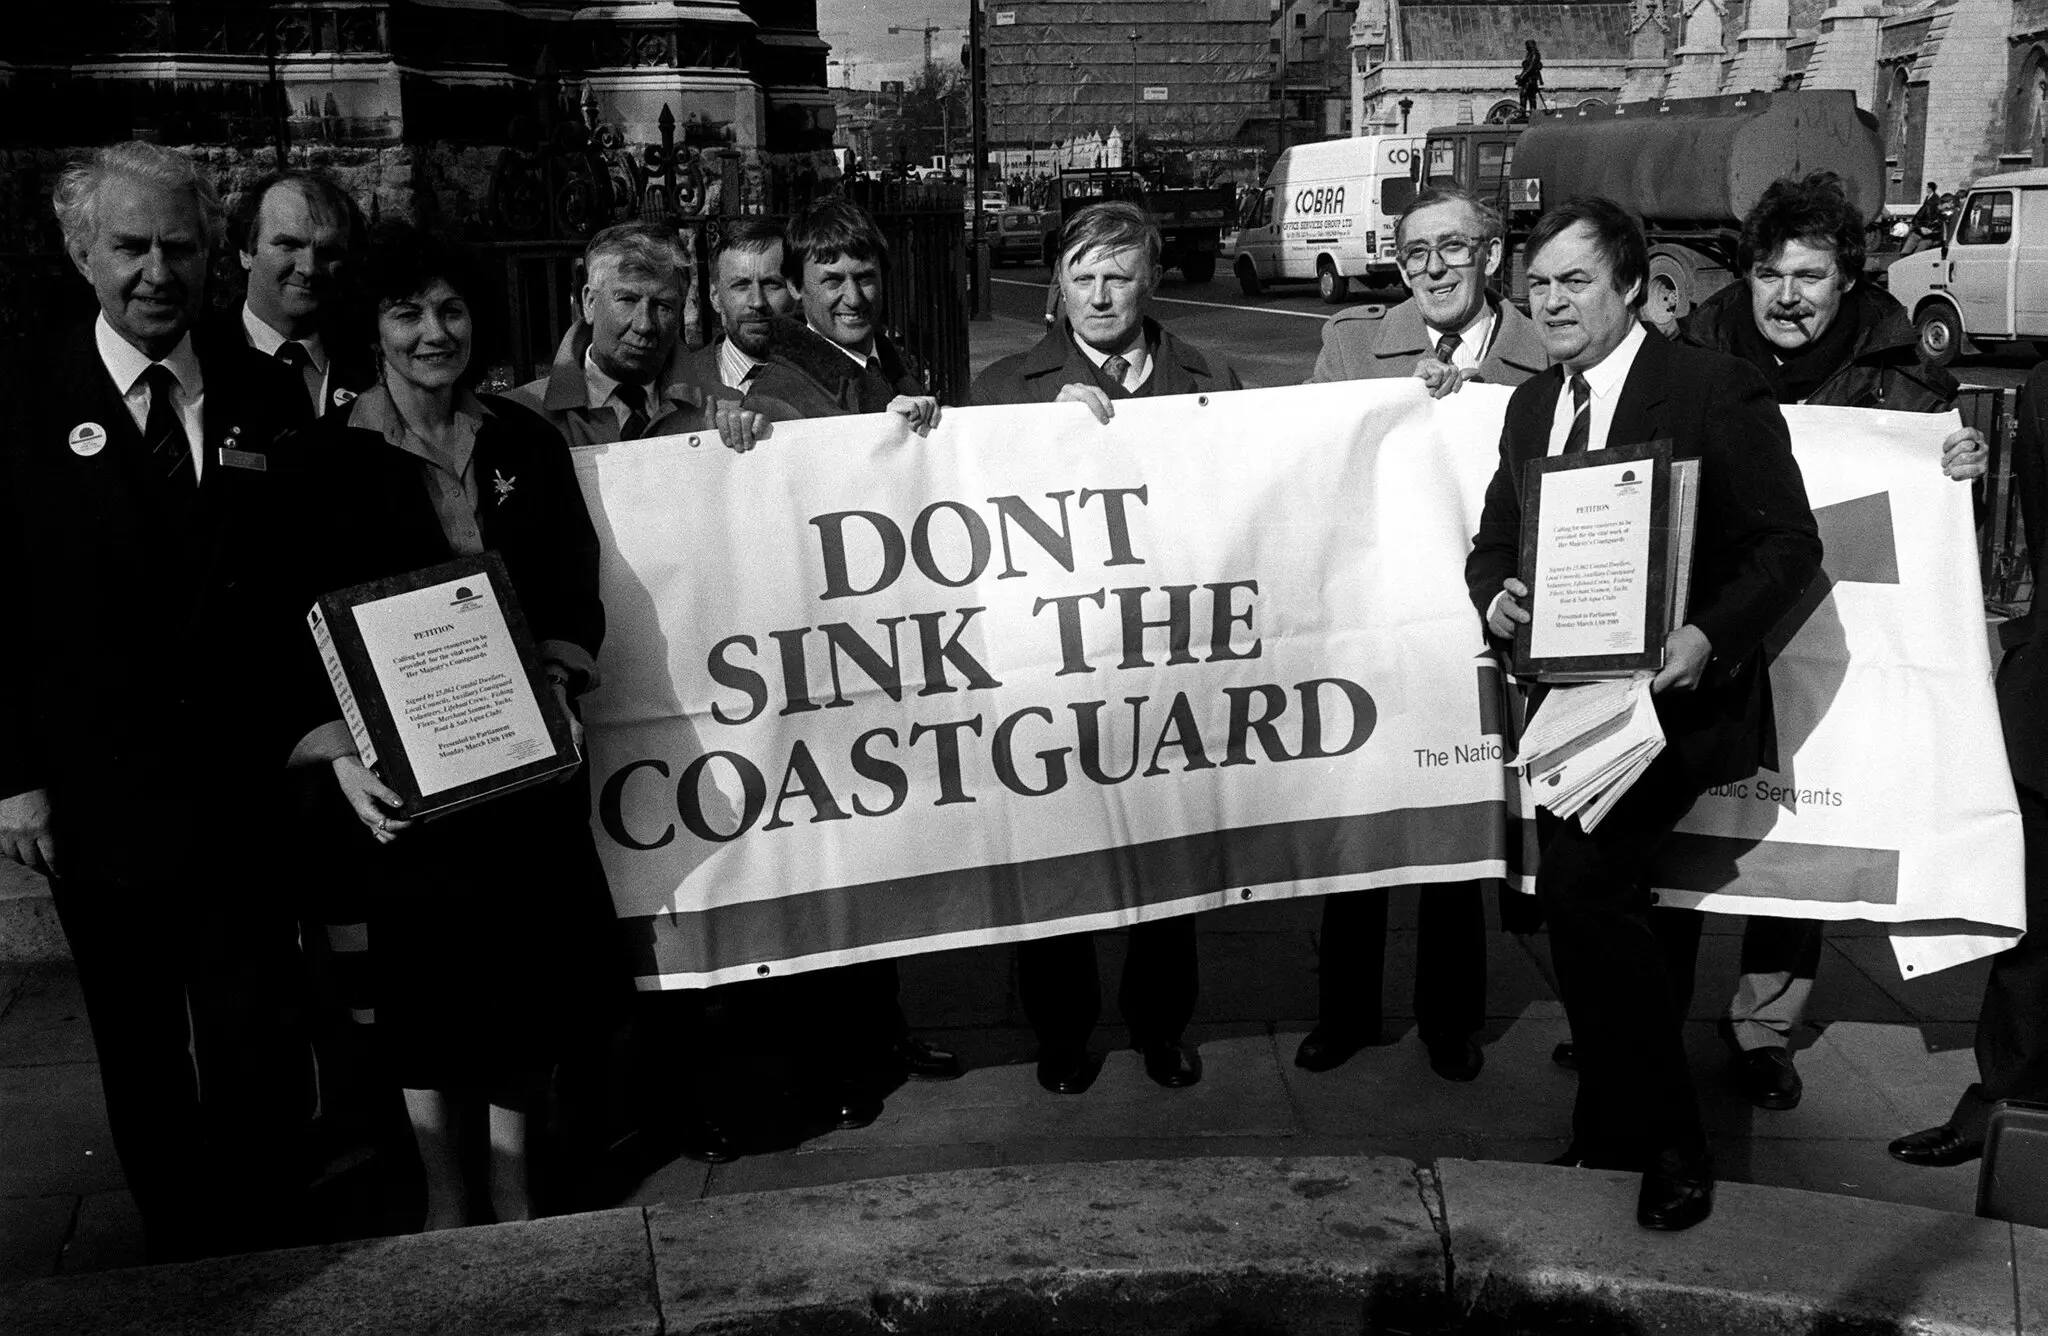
[1916,304,1962,367]
[1644,253,1692,329]
[1236,256,1263,297]
[1318,259,1350,304]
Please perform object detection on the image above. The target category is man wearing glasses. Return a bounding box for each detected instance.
[1307,184,1547,395]
[1294,184,1546,1085]
[1671,172,1987,1120]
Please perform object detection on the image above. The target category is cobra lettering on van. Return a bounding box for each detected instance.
[1293,186,1345,214]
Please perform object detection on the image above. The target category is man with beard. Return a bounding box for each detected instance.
[1295,184,1548,1083]
[207,169,373,417]
[509,222,747,445]
[688,217,798,394]
[1670,171,1986,1112]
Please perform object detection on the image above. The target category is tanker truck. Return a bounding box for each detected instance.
[1419,89,1884,328]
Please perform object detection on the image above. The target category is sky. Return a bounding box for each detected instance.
[819,0,972,89]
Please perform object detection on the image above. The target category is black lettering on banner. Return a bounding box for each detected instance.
[910,608,1002,695]
[993,706,1072,796]
[1078,486,1150,566]
[910,500,992,588]
[768,627,820,716]
[1071,696,1147,784]
[598,758,674,850]
[812,510,907,600]
[1032,589,1107,676]
[677,751,767,842]
[1204,580,1261,662]
[761,739,853,830]
[821,618,908,706]
[707,635,767,726]
[1295,677,1379,759]
[1143,691,1216,776]
[908,716,985,805]
[989,491,1078,578]
[850,727,910,817]
[1112,584,1199,669]
[1221,684,1292,766]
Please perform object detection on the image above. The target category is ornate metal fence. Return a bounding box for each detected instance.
[1960,386,2034,619]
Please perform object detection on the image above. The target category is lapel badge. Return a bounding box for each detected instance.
[68,422,107,457]
[332,387,358,408]
[493,469,516,504]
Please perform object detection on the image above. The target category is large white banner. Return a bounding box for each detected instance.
[571,383,2023,988]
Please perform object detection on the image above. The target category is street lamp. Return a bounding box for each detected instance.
[1399,96,1413,134]
[1129,28,1140,170]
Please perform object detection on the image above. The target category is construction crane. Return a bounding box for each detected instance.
[887,19,957,71]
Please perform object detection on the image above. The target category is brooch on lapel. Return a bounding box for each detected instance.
[68,422,107,457]
[332,387,357,408]
[493,469,516,503]
[219,423,267,471]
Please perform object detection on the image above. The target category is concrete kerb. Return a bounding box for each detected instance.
[8,1155,2035,1335]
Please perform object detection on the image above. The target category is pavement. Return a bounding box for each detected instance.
[0,311,2005,1288]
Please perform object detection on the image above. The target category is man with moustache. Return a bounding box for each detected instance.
[687,217,798,394]
[970,201,1242,1096]
[206,169,373,417]
[1293,184,1548,1082]
[0,142,313,1260]
[1467,196,1821,1230]
[508,221,743,445]
[1668,171,1987,1113]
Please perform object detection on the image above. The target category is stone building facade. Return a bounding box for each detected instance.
[1349,0,2048,205]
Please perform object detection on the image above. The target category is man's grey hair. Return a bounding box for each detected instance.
[1395,184,1505,248]
[1056,201,1161,274]
[52,142,225,255]
[584,221,689,288]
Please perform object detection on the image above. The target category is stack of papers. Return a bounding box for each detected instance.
[1512,675,1665,831]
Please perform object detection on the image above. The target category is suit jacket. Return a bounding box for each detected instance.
[502,318,737,447]
[968,317,1243,406]
[281,393,605,739]
[198,305,376,418]
[1308,295,1548,387]
[0,318,312,883]
[1465,328,1823,786]
[749,317,924,420]
[2001,362,2048,792]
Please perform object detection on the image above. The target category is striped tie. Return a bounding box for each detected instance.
[1433,332,1461,365]
[1562,373,1591,454]
[1102,354,1130,389]
[140,363,195,487]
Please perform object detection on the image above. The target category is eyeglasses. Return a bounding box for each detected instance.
[1398,236,1481,275]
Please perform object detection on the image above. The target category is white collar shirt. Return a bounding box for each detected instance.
[813,322,880,371]
[241,303,329,415]
[1070,328,1154,392]
[1424,303,1497,374]
[1546,319,1647,457]
[97,313,207,479]
[718,337,765,391]
[582,350,667,431]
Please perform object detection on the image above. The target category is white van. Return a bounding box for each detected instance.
[1885,167,2048,365]
[1229,135,1424,302]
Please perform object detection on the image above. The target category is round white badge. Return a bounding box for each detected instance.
[68,422,106,457]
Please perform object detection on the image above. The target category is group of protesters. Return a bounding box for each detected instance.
[1,136,2041,1263]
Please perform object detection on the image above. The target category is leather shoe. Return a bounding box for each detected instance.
[1888,1123,1983,1168]
[1636,1151,1714,1231]
[1426,1036,1483,1082]
[893,1035,962,1081]
[1551,1041,1578,1071]
[830,1084,882,1131]
[1293,1026,1371,1072]
[1035,1046,1100,1095]
[1729,1045,1802,1110]
[1141,1040,1203,1088]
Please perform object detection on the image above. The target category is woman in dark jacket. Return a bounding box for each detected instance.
[282,222,623,1230]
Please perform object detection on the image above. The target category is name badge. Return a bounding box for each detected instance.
[219,448,268,473]
[69,422,106,457]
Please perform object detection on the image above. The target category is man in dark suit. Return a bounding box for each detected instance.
[207,168,374,418]
[687,216,798,395]
[1890,360,2048,1169]
[0,143,315,1260]
[969,201,1242,1095]
[1466,197,1822,1231]
[1296,184,1549,1083]
[747,198,939,430]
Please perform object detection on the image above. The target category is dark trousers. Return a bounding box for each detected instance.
[1953,782,2048,1135]
[1537,749,1710,1168]
[1018,916,1198,1052]
[50,872,313,1261]
[1315,881,1487,1043]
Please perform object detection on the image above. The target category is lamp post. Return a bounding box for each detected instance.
[970,0,990,319]
[1128,28,1140,170]
[1399,96,1413,134]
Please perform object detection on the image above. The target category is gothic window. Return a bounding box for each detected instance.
[2013,48,2048,165]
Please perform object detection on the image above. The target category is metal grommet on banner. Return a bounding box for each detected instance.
[757,964,771,976]
[689,435,703,450]
[1197,395,1210,407]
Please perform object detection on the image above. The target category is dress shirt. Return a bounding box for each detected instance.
[1546,320,1646,456]
[718,337,766,391]
[97,314,206,479]
[348,384,489,557]
[582,351,667,434]
[1070,328,1155,392]
[1425,303,1497,374]
[814,323,882,372]
[241,303,329,414]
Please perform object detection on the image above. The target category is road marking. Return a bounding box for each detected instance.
[992,277,1336,322]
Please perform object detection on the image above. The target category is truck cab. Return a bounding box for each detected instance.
[1885,168,2048,365]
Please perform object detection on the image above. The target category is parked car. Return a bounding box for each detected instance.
[988,206,1046,266]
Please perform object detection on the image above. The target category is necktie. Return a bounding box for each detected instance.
[1562,373,1591,455]
[1433,332,1462,365]
[277,340,312,372]
[1101,354,1130,389]
[613,382,650,441]
[141,363,194,487]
